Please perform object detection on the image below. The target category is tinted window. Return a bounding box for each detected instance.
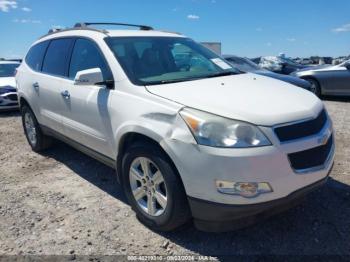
[42,38,74,77]
[25,41,49,71]
[69,38,112,80]
[0,63,20,77]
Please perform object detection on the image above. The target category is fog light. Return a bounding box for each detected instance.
[216,180,273,198]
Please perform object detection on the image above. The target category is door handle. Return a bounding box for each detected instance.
[61,90,70,99]
[32,82,39,91]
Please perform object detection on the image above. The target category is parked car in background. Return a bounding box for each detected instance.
[224,55,311,91]
[0,60,20,110]
[250,57,261,64]
[299,58,313,65]
[291,60,350,96]
[309,56,333,65]
[332,56,349,65]
[259,56,308,75]
[321,57,333,65]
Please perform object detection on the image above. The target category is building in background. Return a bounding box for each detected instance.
[200,42,222,55]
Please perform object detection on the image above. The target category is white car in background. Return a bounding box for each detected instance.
[0,60,20,110]
[16,23,335,232]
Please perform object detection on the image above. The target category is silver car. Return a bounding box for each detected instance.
[291,60,350,97]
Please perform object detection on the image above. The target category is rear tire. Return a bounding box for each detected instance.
[21,105,53,152]
[305,78,321,97]
[121,142,191,231]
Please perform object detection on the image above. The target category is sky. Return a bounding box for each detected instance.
[0,0,349,59]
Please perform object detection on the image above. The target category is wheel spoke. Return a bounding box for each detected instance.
[130,167,143,182]
[152,171,163,186]
[154,191,167,209]
[147,196,156,215]
[140,158,150,177]
[132,187,146,201]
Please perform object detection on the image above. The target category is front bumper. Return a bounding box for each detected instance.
[162,112,334,229]
[165,123,334,205]
[0,92,19,110]
[188,173,330,232]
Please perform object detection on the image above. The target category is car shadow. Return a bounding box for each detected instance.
[322,95,350,102]
[40,141,128,205]
[40,141,350,256]
[0,110,20,118]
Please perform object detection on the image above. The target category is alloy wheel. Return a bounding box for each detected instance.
[129,157,168,216]
[24,112,37,146]
[310,82,318,94]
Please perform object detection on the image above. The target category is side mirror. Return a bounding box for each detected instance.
[74,68,104,86]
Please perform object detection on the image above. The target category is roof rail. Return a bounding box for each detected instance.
[74,22,154,31]
[39,22,154,40]
[40,26,108,39]
[48,28,62,34]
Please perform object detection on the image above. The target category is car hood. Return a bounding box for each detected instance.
[254,70,310,89]
[0,77,16,88]
[146,73,323,126]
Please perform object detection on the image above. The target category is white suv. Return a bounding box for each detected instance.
[16,23,335,232]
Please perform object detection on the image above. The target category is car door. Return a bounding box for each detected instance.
[334,63,350,94]
[60,38,114,157]
[31,38,74,132]
[318,64,350,95]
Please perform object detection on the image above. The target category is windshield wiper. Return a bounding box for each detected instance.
[144,71,241,86]
[205,71,241,78]
[145,76,207,85]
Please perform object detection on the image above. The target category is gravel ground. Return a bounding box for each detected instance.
[0,97,349,258]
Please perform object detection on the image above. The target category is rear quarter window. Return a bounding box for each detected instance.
[25,41,49,71]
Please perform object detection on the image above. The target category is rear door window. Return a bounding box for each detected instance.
[42,38,74,77]
[25,41,49,71]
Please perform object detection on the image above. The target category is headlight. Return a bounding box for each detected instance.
[179,108,271,148]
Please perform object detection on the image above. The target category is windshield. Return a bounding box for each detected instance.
[105,37,240,85]
[0,63,19,77]
[225,56,261,72]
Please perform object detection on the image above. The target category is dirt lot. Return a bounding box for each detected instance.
[0,97,349,258]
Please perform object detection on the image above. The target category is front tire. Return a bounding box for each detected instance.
[121,142,191,231]
[21,105,52,152]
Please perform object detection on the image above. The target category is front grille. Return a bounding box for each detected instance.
[6,94,18,101]
[288,134,333,171]
[275,109,327,142]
